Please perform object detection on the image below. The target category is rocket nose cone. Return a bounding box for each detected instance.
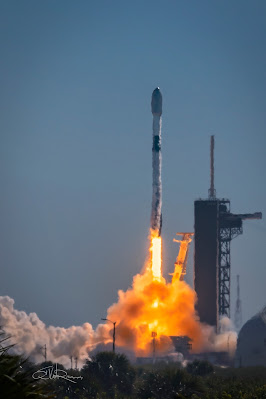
[153,87,161,93]
[151,87,162,115]
[152,87,162,99]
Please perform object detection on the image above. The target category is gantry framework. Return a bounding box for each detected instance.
[194,136,262,330]
[218,200,262,318]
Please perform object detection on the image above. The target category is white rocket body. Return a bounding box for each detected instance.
[151,88,162,236]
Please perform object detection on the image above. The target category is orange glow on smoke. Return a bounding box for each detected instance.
[101,229,206,357]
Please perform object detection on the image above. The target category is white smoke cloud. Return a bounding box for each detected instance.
[0,295,238,368]
[0,295,110,367]
[200,316,237,356]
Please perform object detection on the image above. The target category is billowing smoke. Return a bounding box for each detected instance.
[106,269,204,355]
[203,316,237,356]
[0,285,237,368]
[106,269,237,357]
[0,233,237,366]
[0,295,110,367]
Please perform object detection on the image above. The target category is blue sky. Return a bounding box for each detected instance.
[0,0,265,328]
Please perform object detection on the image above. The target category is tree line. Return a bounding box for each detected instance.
[1,334,266,399]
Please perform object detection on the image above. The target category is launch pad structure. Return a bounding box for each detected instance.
[194,136,262,330]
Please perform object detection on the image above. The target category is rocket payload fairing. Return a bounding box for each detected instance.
[151,88,163,236]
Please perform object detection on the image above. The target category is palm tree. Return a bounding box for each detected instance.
[0,328,54,399]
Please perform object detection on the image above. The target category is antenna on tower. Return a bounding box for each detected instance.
[234,275,243,331]
[208,135,216,199]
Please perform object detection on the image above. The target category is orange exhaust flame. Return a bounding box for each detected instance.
[150,230,162,281]
[102,230,206,357]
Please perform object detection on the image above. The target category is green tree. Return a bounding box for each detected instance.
[0,353,54,398]
[137,365,205,399]
[186,359,214,376]
[0,330,54,398]
[81,351,136,399]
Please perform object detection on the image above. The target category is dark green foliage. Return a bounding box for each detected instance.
[1,336,266,399]
[137,365,205,399]
[0,331,54,398]
[203,366,266,399]
[81,351,136,398]
[186,359,214,376]
[40,359,266,399]
[0,353,54,399]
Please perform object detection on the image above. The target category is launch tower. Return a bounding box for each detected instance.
[194,136,262,329]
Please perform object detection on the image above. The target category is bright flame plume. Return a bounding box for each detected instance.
[0,230,237,365]
[104,229,205,356]
[150,231,162,281]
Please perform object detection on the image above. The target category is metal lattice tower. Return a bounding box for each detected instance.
[234,274,243,331]
[194,136,262,330]
[208,136,261,320]
[218,202,243,318]
[218,205,262,318]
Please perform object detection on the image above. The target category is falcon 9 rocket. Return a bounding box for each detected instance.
[151,88,162,236]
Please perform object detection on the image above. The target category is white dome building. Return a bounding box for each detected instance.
[235,306,266,367]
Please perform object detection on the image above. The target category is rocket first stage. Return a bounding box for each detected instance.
[151,87,163,236]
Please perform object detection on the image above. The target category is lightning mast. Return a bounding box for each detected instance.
[208,135,216,199]
[194,136,262,330]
